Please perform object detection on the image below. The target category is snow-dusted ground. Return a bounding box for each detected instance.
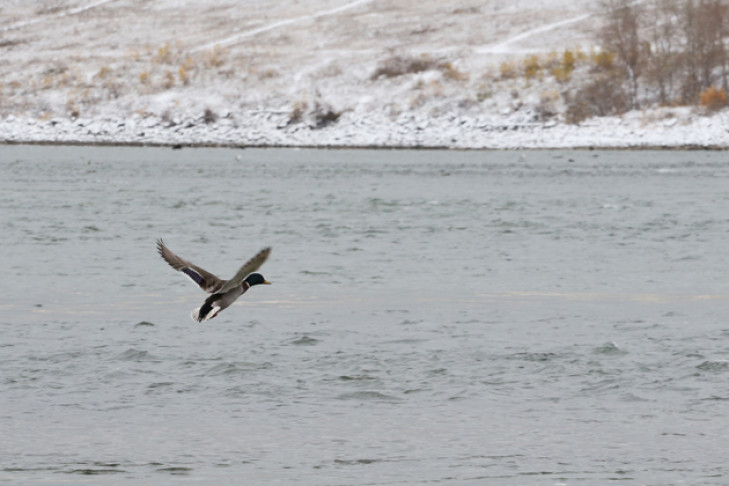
[1,0,727,148]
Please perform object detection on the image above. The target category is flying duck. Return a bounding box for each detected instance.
[156,239,271,322]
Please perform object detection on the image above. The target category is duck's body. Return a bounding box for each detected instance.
[156,239,271,322]
[192,272,270,322]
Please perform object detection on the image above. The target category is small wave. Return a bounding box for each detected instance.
[337,391,399,402]
[289,335,319,346]
[156,466,193,475]
[115,348,157,361]
[696,360,729,372]
[337,374,377,382]
[147,381,175,389]
[204,361,273,376]
[64,463,126,475]
[42,351,83,363]
[593,342,626,355]
[66,469,125,475]
[510,352,557,362]
[334,458,380,466]
[621,392,652,402]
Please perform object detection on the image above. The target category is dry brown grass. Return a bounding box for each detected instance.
[371,54,468,82]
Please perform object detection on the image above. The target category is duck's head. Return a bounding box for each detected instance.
[245,273,271,286]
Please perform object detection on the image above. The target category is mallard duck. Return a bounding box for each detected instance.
[156,239,271,322]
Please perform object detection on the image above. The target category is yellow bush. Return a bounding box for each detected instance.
[562,50,576,72]
[550,49,577,82]
[499,61,517,79]
[42,74,54,89]
[162,70,175,89]
[545,50,560,70]
[178,57,193,85]
[699,86,728,111]
[203,46,226,68]
[154,43,173,64]
[476,82,493,102]
[592,51,615,71]
[523,55,541,79]
[552,66,571,83]
[96,66,112,79]
[440,62,469,82]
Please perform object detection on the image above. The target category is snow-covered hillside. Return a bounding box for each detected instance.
[0,0,727,148]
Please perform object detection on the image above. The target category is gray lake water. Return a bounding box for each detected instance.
[2,145,729,485]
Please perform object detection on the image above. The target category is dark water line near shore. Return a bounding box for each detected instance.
[3,139,729,151]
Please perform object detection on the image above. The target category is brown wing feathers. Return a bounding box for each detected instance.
[156,239,225,293]
[157,240,271,295]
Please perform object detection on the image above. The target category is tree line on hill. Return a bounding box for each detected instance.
[568,0,729,122]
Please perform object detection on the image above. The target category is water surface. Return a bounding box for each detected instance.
[2,145,729,485]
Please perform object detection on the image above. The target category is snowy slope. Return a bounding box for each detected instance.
[0,0,727,148]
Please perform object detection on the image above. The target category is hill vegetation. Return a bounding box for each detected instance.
[571,0,729,122]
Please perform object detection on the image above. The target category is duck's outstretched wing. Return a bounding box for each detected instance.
[156,239,225,293]
[218,247,271,294]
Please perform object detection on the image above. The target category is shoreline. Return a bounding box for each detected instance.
[2,109,728,152]
[2,138,727,151]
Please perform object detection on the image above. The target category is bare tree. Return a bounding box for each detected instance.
[680,0,729,101]
[596,0,729,109]
[599,0,645,108]
[644,0,682,104]
[700,0,729,91]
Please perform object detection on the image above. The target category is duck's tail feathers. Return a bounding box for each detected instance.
[191,304,219,323]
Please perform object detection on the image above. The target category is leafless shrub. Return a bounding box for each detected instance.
[565,73,629,123]
[536,91,560,120]
[203,107,218,124]
[598,0,644,108]
[453,6,480,14]
[371,54,439,80]
[68,105,81,119]
[440,61,469,81]
[288,100,306,125]
[161,110,173,125]
[310,100,341,128]
[35,2,64,15]
[0,39,23,48]
[287,98,341,128]
[371,54,467,81]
